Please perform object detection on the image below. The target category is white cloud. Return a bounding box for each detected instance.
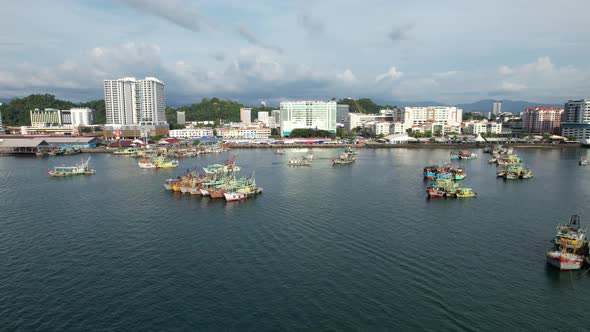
[500,81,527,92]
[376,66,404,82]
[336,69,356,83]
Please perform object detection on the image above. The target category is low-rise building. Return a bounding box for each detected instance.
[216,127,271,139]
[389,122,407,134]
[374,122,390,136]
[169,128,214,138]
[463,120,502,135]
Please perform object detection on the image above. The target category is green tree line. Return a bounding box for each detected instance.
[0,94,395,127]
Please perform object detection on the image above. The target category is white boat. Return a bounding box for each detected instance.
[547,215,587,270]
[288,159,311,166]
[224,192,248,201]
[289,148,309,153]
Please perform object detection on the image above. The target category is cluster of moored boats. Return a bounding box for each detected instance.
[162,158,263,202]
[546,215,590,271]
[485,145,533,180]
[424,164,476,198]
[114,144,228,159]
[283,147,357,166]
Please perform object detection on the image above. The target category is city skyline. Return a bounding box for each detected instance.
[1,1,590,105]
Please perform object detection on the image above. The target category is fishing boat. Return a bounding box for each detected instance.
[488,158,497,164]
[332,151,355,165]
[423,165,439,180]
[113,147,139,155]
[138,156,179,169]
[288,159,311,166]
[48,157,95,177]
[223,192,248,201]
[579,157,589,166]
[547,215,588,270]
[163,178,177,190]
[459,151,477,160]
[450,151,460,160]
[455,187,477,198]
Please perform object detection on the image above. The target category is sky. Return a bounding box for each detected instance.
[1,0,590,106]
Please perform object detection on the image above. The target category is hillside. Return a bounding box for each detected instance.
[455,99,563,113]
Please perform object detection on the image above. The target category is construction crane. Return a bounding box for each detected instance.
[351,97,363,114]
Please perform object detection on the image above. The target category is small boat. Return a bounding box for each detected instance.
[458,151,477,160]
[579,157,589,166]
[332,152,355,165]
[224,192,248,201]
[290,148,310,153]
[113,147,139,155]
[426,187,444,198]
[138,157,179,169]
[455,187,477,198]
[303,154,315,160]
[163,178,176,190]
[488,158,497,164]
[547,215,587,270]
[48,157,95,177]
[288,159,311,166]
[450,151,460,160]
[344,147,357,155]
[274,149,286,155]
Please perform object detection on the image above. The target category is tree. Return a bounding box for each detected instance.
[289,128,332,138]
[79,126,93,133]
[193,140,200,145]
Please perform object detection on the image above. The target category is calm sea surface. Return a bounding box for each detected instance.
[2,147,590,330]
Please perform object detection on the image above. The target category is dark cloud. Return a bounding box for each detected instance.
[237,26,283,54]
[121,0,201,32]
[211,52,226,62]
[388,23,414,43]
[298,13,324,34]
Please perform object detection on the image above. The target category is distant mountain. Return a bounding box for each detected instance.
[455,99,563,113]
[0,98,12,104]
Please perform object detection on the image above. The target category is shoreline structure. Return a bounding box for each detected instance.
[78,143,581,153]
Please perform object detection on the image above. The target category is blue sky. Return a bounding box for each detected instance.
[1,0,589,105]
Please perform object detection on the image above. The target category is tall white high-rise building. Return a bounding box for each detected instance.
[104,77,166,125]
[68,108,95,126]
[257,111,269,126]
[492,101,502,116]
[271,110,281,129]
[240,108,252,124]
[280,101,337,136]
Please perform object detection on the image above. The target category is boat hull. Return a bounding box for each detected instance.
[224,192,247,201]
[208,189,227,198]
[546,252,584,270]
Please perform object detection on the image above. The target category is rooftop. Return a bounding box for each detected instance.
[0,138,48,148]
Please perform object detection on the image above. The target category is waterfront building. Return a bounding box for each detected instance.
[0,108,5,134]
[240,108,252,124]
[374,121,390,136]
[69,108,95,126]
[103,77,168,138]
[169,128,214,138]
[399,106,462,127]
[258,111,269,126]
[561,99,590,141]
[336,104,350,126]
[280,100,337,136]
[389,122,407,134]
[462,120,502,135]
[216,127,271,139]
[30,108,62,127]
[177,111,186,125]
[522,107,564,134]
[492,101,502,116]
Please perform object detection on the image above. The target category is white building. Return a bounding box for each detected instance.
[492,101,502,116]
[169,128,214,138]
[68,108,95,126]
[258,111,269,126]
[463,120,502,135]
[177,111,186,125]
[346,113,378,131]
[374,122,390,136]
[216,127,271,139]
[399,106,463,126]
[104,77,166,125]
[280,100,336,136]
[30,108,62,127]
[390,122,407,134]
[240,108,252,124]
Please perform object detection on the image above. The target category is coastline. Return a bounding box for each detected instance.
[78,143,582,154]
